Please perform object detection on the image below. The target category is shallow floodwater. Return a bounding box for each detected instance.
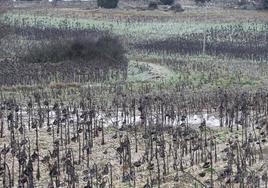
[188,114,221,127]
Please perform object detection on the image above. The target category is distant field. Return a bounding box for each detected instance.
[1,6,267,86]
[2,8,267,41]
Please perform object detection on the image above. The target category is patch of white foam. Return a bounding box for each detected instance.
[188,114,221,127]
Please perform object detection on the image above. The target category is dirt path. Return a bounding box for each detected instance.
[127,60,175,81]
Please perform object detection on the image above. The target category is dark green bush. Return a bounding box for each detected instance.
[264,0,268,9]
[148,1,158,10]
[22,34,127,68]
[160,0,174,5]
[97,0,119,9]
[169,3,184,12]
[194,0,210,5]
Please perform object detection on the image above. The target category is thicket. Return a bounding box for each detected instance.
[135,24,268,60]
[97,0,119,8]
[160,0,174,5]
[264,0,268,9]
[23,35,126,65]
[0,26,128,85]
[148,1,158,9]
[194,0,210,5]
